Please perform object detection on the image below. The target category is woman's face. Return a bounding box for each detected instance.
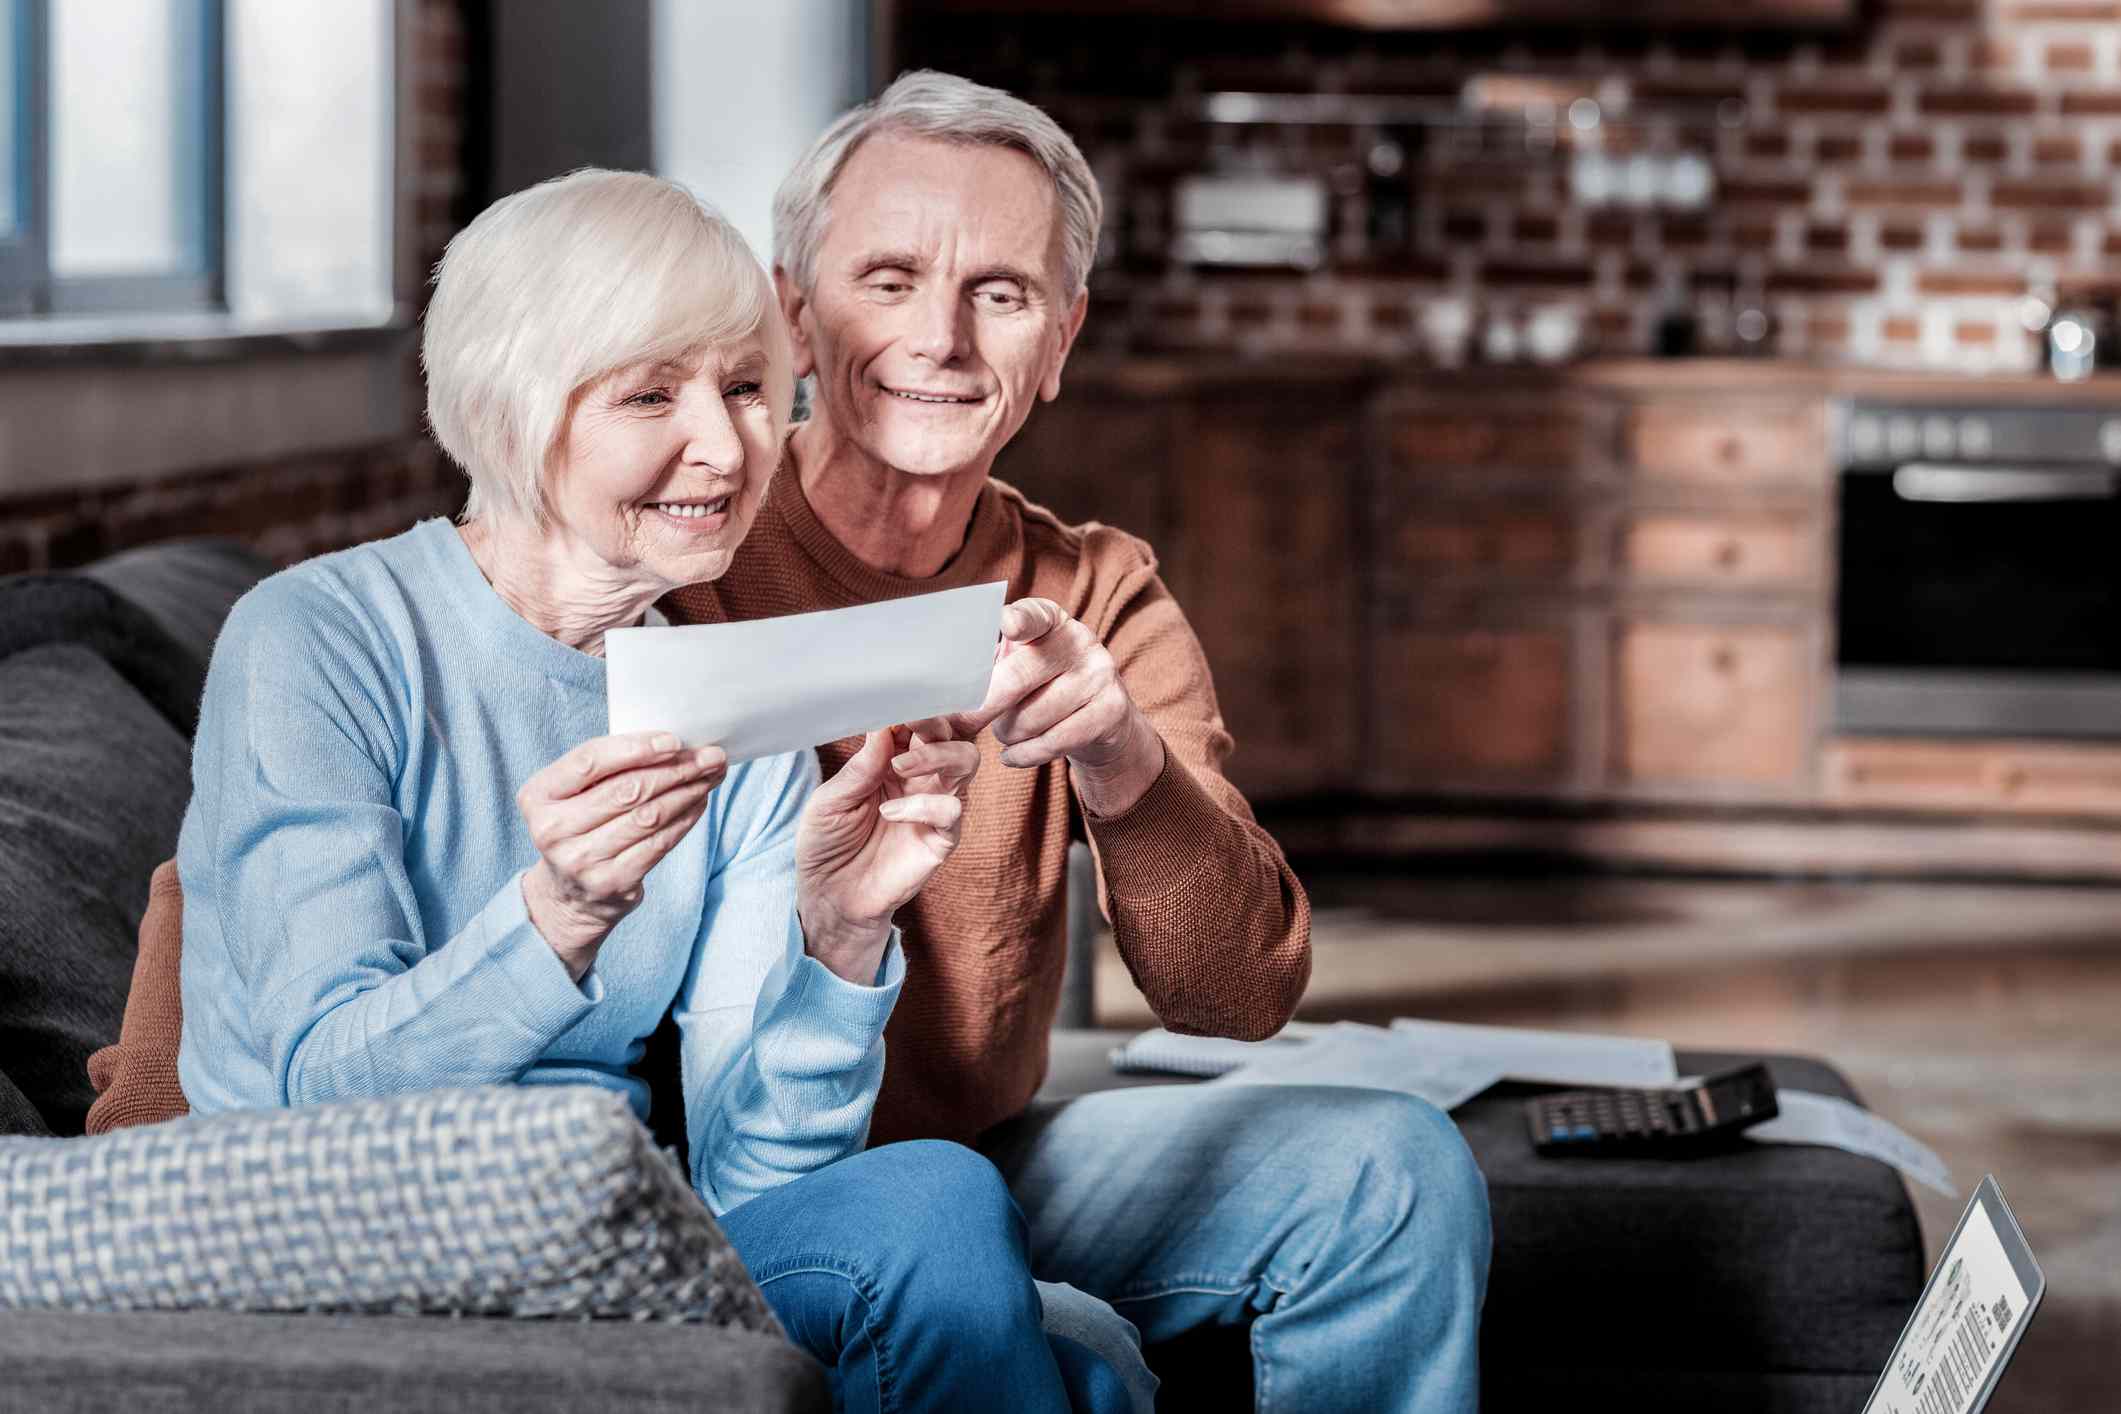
[545,336,781,589]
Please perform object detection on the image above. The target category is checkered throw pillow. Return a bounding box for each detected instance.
[0,1084,779,1331]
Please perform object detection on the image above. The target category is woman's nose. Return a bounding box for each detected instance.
[678,392,745,472]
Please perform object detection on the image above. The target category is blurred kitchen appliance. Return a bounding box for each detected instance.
[1836,401,2121,738]
[1171,172,1328,270]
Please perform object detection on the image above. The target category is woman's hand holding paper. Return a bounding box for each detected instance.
[795,720,979,985]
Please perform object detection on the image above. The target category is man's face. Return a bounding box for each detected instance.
[783,133,1087,478]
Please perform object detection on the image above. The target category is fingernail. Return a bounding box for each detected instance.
[695,747,723,770]
[891,752,918,772]
[652,733,681,752]
[878,799,910,820]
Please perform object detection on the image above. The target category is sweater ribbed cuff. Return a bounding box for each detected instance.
[1081,744,1226,903]
[787,924,906,1037]
[486,873,605,1032]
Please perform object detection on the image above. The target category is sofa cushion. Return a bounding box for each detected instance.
[0,1074,48,1139]
[0,644,192,1135]
[76,540,275,701]
[0,1309,829,1414]
[0,1084,780,1331]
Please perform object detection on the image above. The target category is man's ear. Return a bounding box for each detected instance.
[1039,288,1090,403]
[774,265,818,381]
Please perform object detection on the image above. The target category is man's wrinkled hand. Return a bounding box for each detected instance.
[952,598,1164,816]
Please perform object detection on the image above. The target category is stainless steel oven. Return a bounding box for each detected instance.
[1836,400,2121,738]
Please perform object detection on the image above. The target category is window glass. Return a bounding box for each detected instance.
[226,0,391,320]
[1,2,18,238]
[50,0,203,278]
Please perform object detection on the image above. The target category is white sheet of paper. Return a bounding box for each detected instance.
[1388,1017,1679,1087]
[1108,1023,1331,1078]
[605,582,1006,762]
[1209,1022,1504,1112]
[1748,1089,1957,1198]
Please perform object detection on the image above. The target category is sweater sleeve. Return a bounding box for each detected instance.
[187,583,598,1109]
[672,749,905,1217]
[1076,546,1312,1040]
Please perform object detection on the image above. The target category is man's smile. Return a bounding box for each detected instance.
[881,385,986,405]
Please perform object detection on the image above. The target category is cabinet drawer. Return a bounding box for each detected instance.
[1383,508,1577,584]
[1622,514,1819,587]
[1625,403,1826,488]
[1615,622,1812,786]
[1374,625,1573,788]
[1382,405,1592,473]
[1828,738,2121,816]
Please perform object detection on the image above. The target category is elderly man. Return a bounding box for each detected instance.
[88,69,1489,1414]
[664,71,1491,1413]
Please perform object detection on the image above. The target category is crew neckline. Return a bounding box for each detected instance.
[771,435,1017,603]
[417,519,609,690]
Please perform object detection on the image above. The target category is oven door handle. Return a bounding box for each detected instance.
[1890,463,2119,502]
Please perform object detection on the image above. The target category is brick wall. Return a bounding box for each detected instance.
[901,0,2121,370]
[2,0,470,575]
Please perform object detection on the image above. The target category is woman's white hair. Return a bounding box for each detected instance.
[424,168,789,524]
[773,70,1103,299]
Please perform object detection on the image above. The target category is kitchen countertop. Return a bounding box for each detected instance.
[1062,352,2121,404]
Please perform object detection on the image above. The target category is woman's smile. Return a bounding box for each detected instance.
[644,495,735,532]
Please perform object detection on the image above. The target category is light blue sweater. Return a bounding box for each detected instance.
[175,518,904,1215]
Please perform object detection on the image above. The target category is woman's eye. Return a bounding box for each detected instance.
[725,381,762,399]
[625,389,671,407]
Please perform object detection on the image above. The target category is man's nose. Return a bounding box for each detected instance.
[905,285,972,365]
[678,391,745,473]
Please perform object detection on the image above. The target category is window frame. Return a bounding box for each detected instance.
[0,0,226,319]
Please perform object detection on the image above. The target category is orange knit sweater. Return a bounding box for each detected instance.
[87,473,1311,1145]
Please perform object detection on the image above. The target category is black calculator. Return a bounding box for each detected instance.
[1526,1063,1779,1156]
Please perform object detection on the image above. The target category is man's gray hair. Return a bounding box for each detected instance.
[774,70,1103,299]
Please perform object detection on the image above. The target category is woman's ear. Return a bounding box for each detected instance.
[774,266,819,381]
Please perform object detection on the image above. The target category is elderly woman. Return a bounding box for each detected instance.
[174,170,1126,1414]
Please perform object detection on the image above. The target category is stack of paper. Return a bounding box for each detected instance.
[1112,1018,1954,1195]
[1112,1017,1675,1089]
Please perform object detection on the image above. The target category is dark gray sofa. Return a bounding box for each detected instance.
[0,539,1926,1412]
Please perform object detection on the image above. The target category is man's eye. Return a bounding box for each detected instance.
[977,287,1025,309]
[725,381,762,399]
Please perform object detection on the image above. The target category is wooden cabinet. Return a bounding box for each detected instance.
[1380,506,1583,587]
[1626,402,1828,492]
[1827,738,2121,818]
[1373,614,1580,793]
[995,361,2121,872]
[1378,400,1605,482]
[997,400,1169,547]
[1621,514,1817,588]
[1167,391,1367,798]
[1614,621,1815,790]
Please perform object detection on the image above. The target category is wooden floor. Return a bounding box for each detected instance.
[1091,869,2121,1411]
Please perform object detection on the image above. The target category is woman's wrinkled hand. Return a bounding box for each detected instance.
[517,731,727,980]
[795,718,979,985]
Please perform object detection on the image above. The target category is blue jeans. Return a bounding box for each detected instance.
[979,1083,1493,1413]
[718,1139,1133,1414]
